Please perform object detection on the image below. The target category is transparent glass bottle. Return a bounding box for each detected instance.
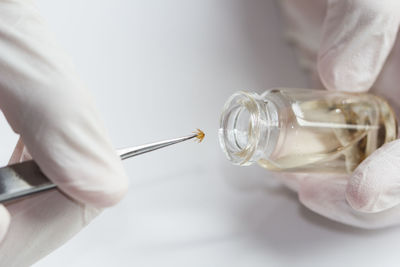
[219,88,398,173]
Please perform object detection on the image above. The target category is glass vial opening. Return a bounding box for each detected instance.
[218,91,279,166]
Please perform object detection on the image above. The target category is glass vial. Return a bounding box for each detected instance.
[219,88,398,173]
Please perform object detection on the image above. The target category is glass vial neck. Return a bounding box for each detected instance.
[218,91,279,166]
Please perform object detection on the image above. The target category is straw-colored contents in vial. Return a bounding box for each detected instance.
[257,97,397,173]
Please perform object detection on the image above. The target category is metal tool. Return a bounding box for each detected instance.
[0,129,205,203]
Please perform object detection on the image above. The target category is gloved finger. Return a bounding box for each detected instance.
[0,138,101,265]
[371,35,400,115]
[298,173,400,229]
[0,122,27,244]
[317,0,400,92]
[274,172,312,193]
[0,205,10,242]
[298,174,359,225]
[346,140,400,213]
[1,190,100,265]
[0,1,128,208]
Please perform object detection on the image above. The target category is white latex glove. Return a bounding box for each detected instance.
[278,0,400,228]
[0,0,129,265]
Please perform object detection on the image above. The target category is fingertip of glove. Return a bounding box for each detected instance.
[0,205,10,242]
[75,164,130,209]
[345,170,374,212]
[346,142,400,213]
[89,171,130,209]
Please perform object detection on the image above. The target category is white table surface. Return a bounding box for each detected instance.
[0,0,398,266]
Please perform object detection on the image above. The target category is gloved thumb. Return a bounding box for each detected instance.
[0,0,129,209]
[346,140,400,213]
[317,0,400,92]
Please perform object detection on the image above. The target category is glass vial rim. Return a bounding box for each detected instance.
[219,91,272,166]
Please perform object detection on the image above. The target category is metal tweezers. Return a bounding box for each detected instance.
[0,131,203,203]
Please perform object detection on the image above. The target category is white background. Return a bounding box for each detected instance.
[0,0,398,266]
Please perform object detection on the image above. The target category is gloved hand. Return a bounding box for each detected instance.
[278,0,400,228]
[0,0,129,265]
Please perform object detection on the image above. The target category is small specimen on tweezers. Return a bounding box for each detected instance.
[194,129,205,143]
